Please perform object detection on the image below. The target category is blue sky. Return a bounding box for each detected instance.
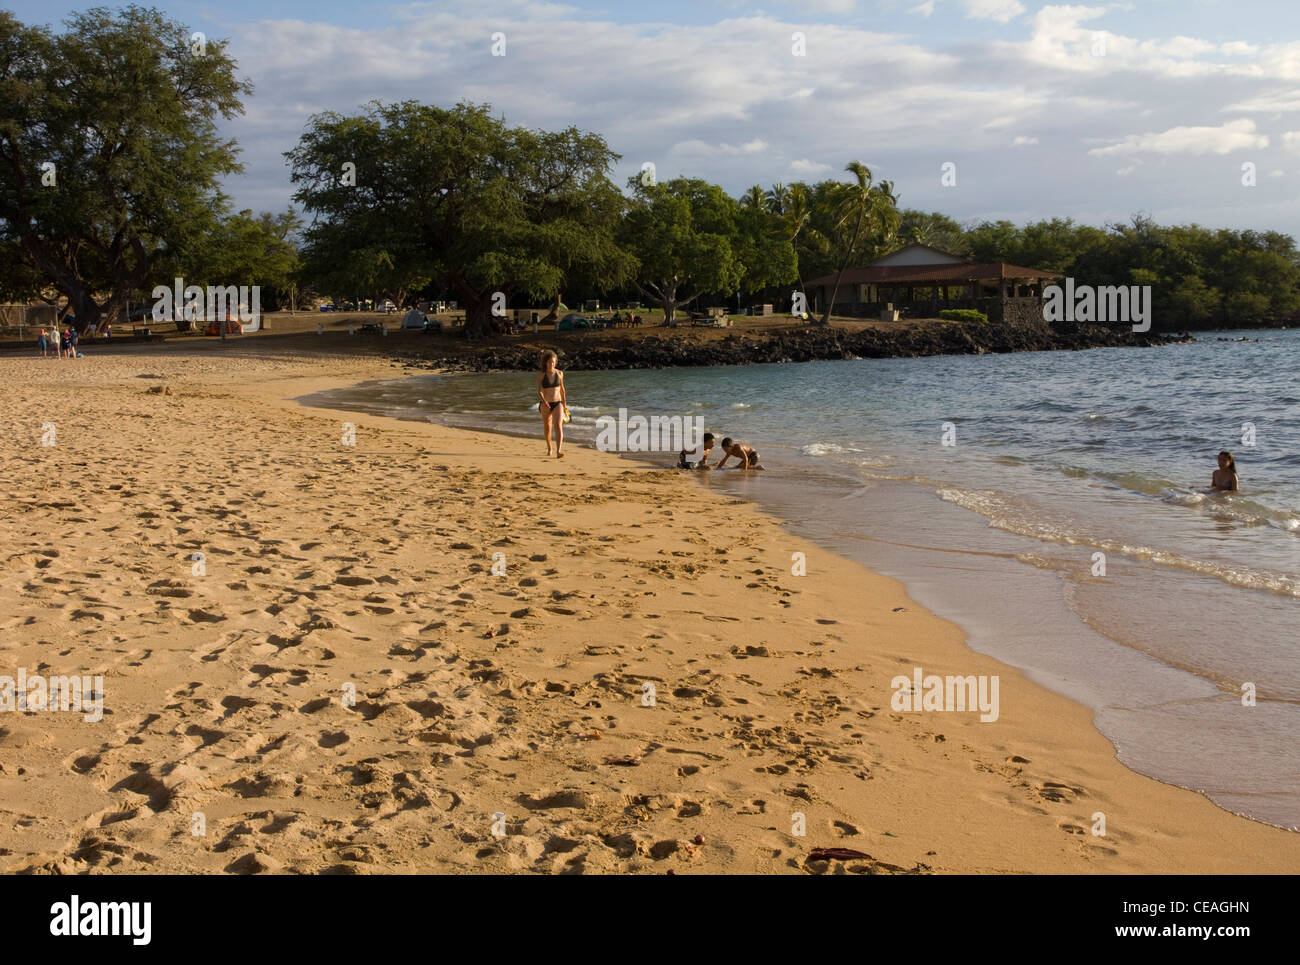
[10,1,1300,237]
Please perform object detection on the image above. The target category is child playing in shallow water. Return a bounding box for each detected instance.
[678,433,715,469]
[715,437,765,471]
[1211,451,1239,491]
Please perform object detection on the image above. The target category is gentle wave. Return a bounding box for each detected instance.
[799,442,866,456]
[935,487,1300,597]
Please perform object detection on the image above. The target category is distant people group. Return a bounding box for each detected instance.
[604,310,641,328]
[37,326,81,360]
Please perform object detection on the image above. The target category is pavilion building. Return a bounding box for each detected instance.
[807,244,1061,324]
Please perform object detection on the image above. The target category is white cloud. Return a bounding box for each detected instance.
[963,0,1025,23]
[671,139,770,157]
[1219,41,1259,58]
[194,0,1300,240]
[1283,132,1300,155]
[1225,91,1300,113]
[790,158,832,174]
[1089,119,1268,157]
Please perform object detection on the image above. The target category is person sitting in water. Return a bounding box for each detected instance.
[715,437,764,471]
[678,433,715,469]
[1211,450,1239,491]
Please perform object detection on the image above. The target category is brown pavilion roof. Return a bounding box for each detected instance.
[807,262,1061,287]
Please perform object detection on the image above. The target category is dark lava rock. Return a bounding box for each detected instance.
[392,323,1189,374]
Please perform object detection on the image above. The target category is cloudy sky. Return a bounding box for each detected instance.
[13,0,1300,236]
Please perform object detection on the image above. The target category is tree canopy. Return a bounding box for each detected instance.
[0,5,251,330]
[287,101,631,336]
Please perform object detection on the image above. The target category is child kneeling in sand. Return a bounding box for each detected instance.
[715,437,765,470]
[679,433,715,469]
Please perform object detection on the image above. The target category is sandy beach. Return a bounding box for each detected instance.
[1,346,1295,875]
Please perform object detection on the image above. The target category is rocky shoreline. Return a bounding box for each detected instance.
[391,321,1190,372]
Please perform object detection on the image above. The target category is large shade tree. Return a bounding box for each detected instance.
[287,101,630,337]
[0,6,250,331]
[620,177,750,326]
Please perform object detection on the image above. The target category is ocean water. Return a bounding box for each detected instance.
[305,330,1300,829]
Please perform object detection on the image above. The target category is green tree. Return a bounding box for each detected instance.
[897,210,970,257]
[739,184,766,210]
[764,182,790,216]
[778,183,827,312]
[185,209,302,310]
[0,6,251,331]
[287,101,628,337]
[620,177,747,326]
[734,197,797,307]
[819,162,901,324]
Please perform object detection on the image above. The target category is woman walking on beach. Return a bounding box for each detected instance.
[537,350,567,458]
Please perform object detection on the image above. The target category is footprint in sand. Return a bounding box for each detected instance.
[186,608,226,623]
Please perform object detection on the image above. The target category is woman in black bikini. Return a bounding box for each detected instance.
[538,350,567,458]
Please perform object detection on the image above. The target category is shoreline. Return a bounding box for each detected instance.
[2,347,1296,873]
[290,362,1300,858]
[301,363,1299,831]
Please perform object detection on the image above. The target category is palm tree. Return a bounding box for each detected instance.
[781,183,827,315]
[764,182,790,216]
[868,179,902,260]
[819,163,899,324]
[740,184,766,209]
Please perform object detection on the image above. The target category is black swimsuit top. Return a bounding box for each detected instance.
[542,371,560,388]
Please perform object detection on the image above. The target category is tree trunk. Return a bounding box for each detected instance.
[69,290,102,334]
[820,213,865,325]
[542,291,562,323]
[464,295,494,339]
